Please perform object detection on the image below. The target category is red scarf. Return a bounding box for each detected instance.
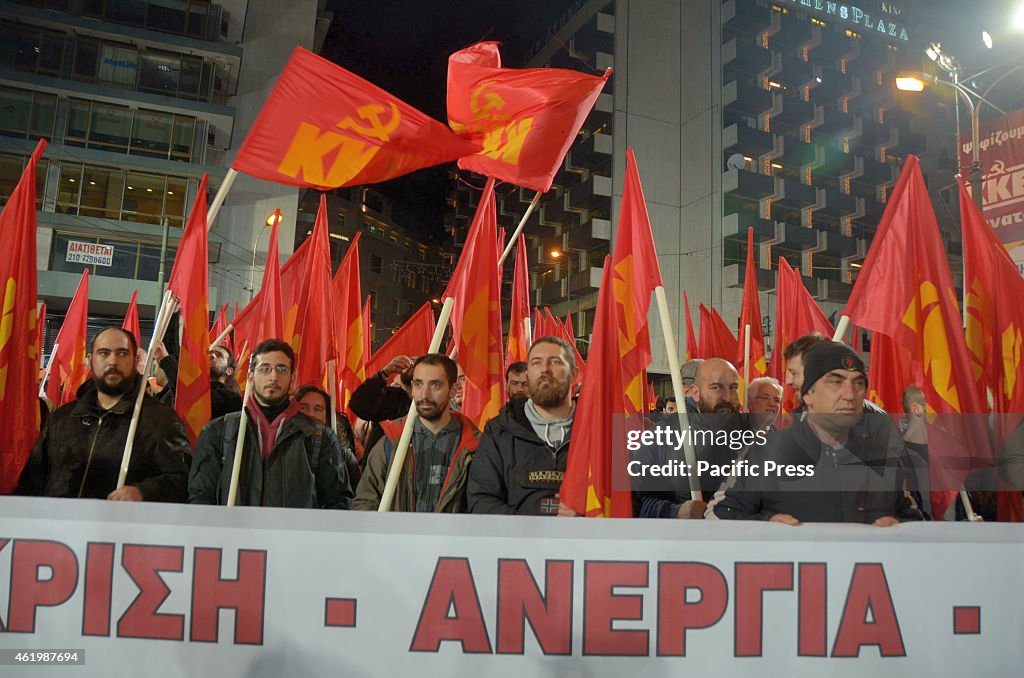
[245,397,301,460]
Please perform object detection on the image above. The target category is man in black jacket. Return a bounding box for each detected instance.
[188,339,352,509]
[468,336,577,515]
[18,328,190,502]
[710,341,919,525]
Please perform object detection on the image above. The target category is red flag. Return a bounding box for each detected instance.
[208,304,232,352]
[232,216,293,358]
[362,296,372,363]
[0,138,44,493]
[331,232,365,397]
[443,178,505,428]
[36,302,46,371]
[736,227,767,384]
[506,234,531,366]
[233,47,479,190]
[292,194,336,387]
[280,237,310,342]
[647,380,657,412]
[683,292,698,361]
[122,289,141,347]
[699,305,739,362]
[532,307,545,341]
[562,311,586,383]
[866,331,917,414]
[959,177,1024,521]
[561,257,632,517]
[610,149,664,414]
[447,41,611,192]
[961,177,1024,426]
[47,268,90,405]
[844,156,989,519]
[770,257,834,411]
[166,174,212,444]
[366,302,436,376]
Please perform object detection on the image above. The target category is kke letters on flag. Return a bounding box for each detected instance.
[447,42,610,192]
[233,47,479,190]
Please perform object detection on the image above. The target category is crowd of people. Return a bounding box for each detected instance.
[16,326,1024,523]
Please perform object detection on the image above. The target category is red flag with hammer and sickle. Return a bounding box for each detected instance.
[233,47,480,190]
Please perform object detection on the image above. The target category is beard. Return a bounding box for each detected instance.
[529,374,571,408]
[698,397,740,415]
[416,399,447,421]
[210,363,228,380]
[93,370,134,396]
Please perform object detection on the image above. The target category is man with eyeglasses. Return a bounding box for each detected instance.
[188,339,353,508]
[18,328,190,502]
[746,377,783,432]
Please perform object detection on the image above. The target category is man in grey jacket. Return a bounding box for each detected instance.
[188,339,353,509]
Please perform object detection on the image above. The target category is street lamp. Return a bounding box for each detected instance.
[896,71,991,211]
[249,210,282,299]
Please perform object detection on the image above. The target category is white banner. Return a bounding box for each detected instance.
[65,241,114,267]
[0,498,1021,676]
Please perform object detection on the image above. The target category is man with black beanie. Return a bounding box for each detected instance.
[710,341,920,525]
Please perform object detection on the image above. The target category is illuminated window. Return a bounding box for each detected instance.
[811,18,827,27]
[845,30,861,39]
[770,5,788,13]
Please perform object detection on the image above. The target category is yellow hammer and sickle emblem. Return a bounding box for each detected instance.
[470,82,508,120]
[337,103,401,142]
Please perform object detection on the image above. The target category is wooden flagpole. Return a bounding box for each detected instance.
[38,342,58,399]
[117,290,176,489]
[226,375,254,507]
[654,286,702,501]
[497,192,542,267]
[206,168,238,229]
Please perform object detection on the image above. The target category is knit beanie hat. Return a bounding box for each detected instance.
[800,341,867,397]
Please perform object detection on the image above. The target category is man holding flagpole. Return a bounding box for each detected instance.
[18,328,190,502]
[188,339,353,508]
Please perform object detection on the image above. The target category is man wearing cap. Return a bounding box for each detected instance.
[710,341,919,525]
[679,358,703,413]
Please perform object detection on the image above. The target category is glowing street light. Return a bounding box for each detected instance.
[894,76,925,92]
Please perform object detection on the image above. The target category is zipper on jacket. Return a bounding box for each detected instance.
[77,413,106,498]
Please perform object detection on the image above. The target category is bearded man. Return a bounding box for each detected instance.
[17,328,190,501]
[468,337,578,515]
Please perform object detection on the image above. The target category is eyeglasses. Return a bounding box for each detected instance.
[254,364,290,375]
[755,394,783,405]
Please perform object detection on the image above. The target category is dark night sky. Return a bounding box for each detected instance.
[321,1,575,240]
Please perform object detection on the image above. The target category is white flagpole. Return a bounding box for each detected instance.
[654,286,702,501]
[206,168,238,229]
[117,290,176,489]
[328,359,339,433]
[226,375,254,507]
[379,297,455,511]
[38,342,58,399]
[497,191,542,267]
[833,315,851,343]
[211,323,233,349]
[743,324,751,404]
